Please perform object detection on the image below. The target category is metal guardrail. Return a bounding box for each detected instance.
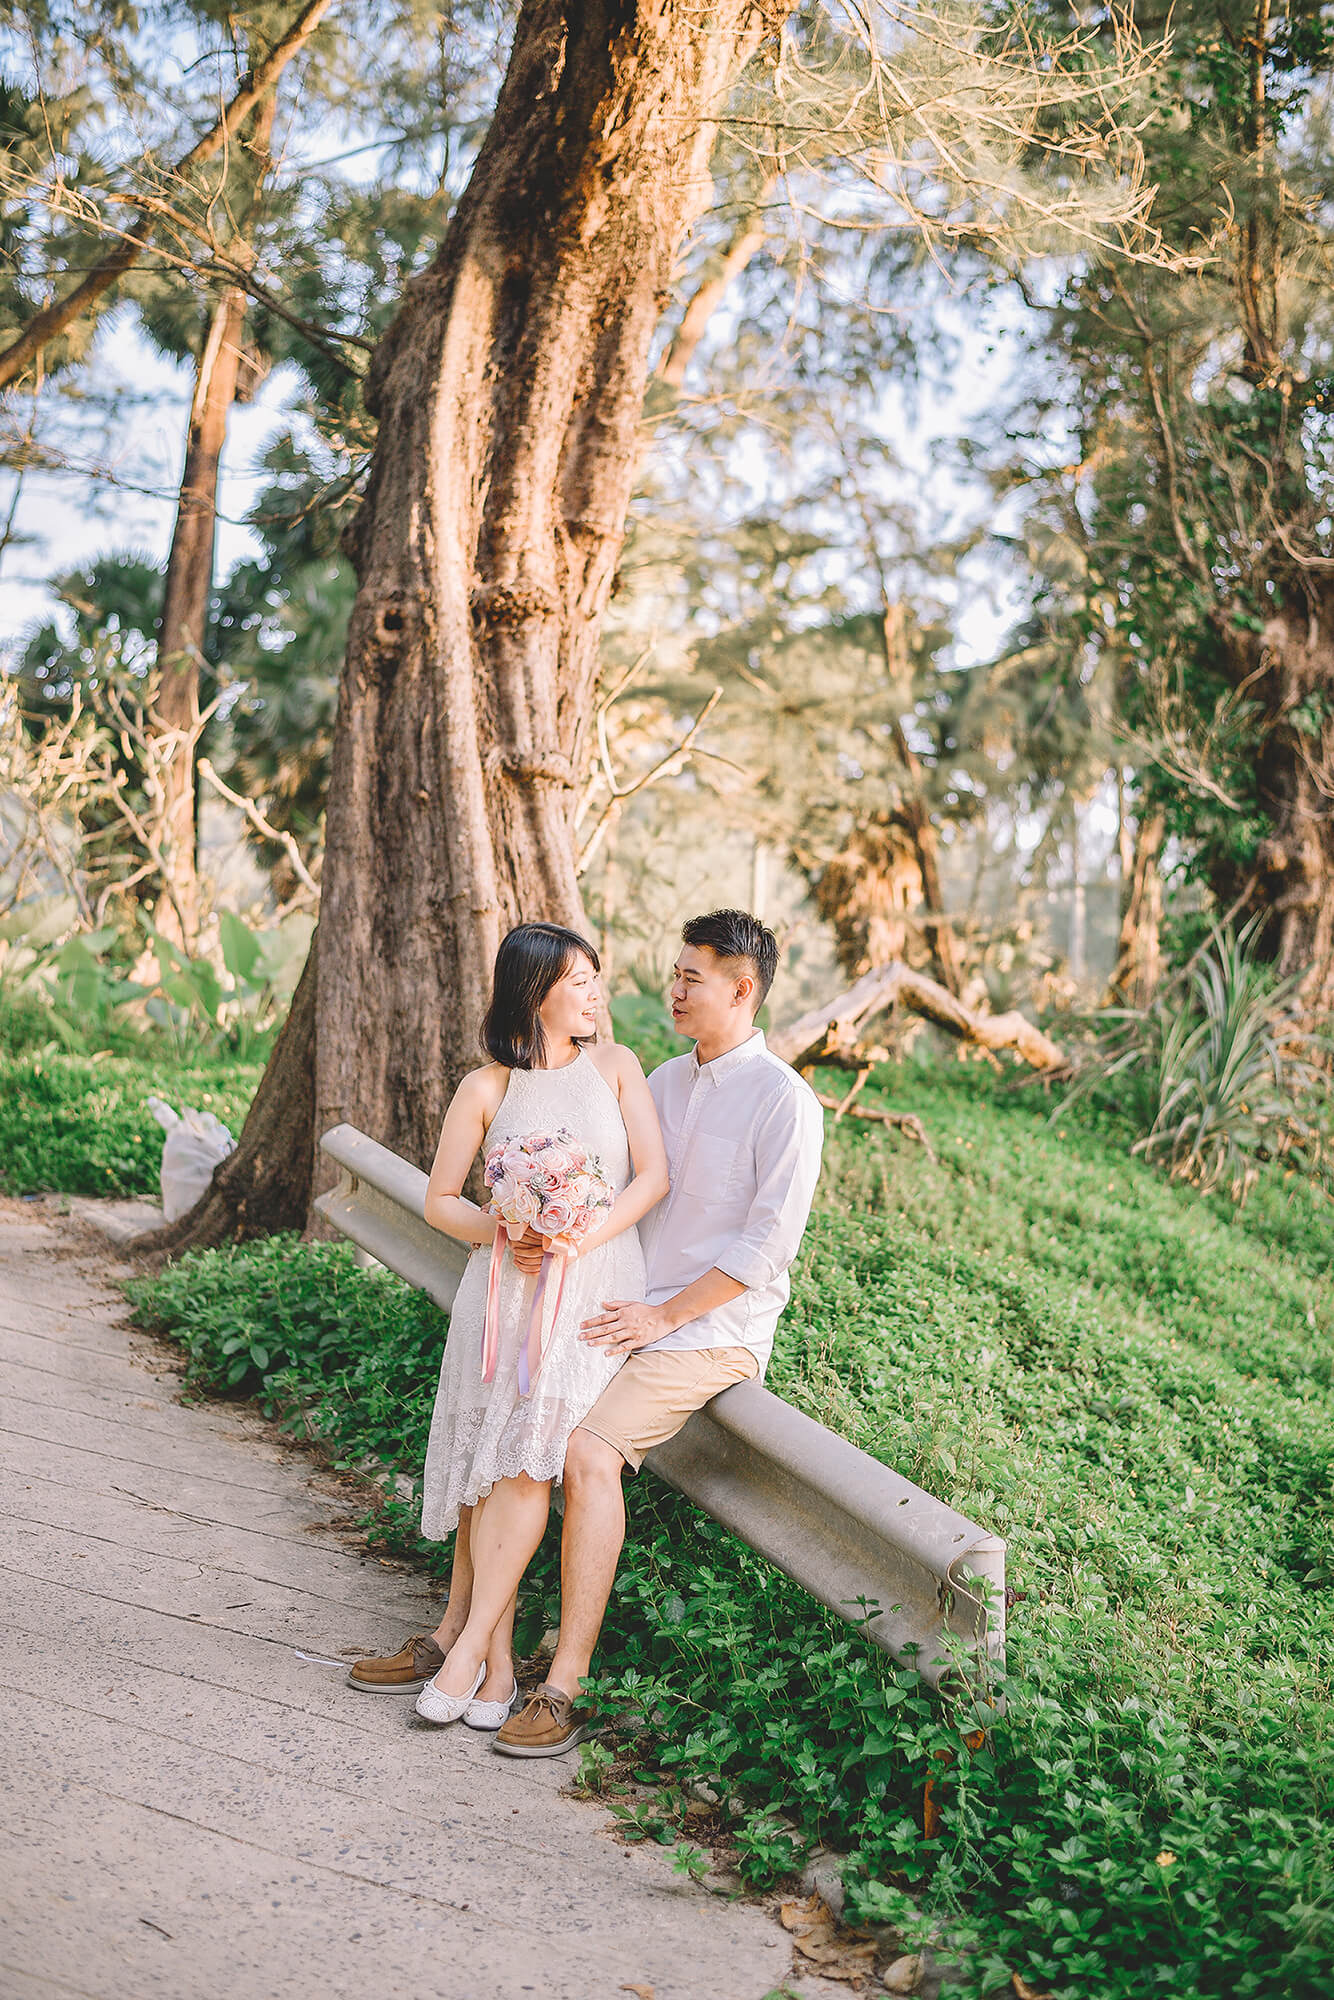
[315,1123,1006,1689]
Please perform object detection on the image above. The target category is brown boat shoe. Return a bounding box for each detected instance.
[347,1633,445,1693]
[493,1682,588,1758]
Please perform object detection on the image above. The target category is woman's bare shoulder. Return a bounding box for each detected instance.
[455,1061,509,1112]
[589,1041,645,1090]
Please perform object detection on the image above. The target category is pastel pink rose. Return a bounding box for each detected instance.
[539,1194,577,1238]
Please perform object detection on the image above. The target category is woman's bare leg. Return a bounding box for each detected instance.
[478,1586,519,1701]
[428,1501,477,1654]
[464,1496,520,1699]
[428,1473,551,1697]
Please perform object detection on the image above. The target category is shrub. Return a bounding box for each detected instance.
[0,1044,260,1197]
[1055,926,1334,1201]
[0,897,311,1062]
[126,1059,1334,1997]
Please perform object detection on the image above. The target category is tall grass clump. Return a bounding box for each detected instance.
[1057,925,1334,1200]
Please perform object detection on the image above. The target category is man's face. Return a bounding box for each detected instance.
[669,943,753,1041]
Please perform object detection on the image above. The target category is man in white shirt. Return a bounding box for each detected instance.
[494,909,825,1758]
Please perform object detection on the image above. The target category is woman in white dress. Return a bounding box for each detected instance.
[413,922,668,1726]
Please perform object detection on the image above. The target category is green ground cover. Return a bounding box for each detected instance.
[0,1001,261,1197]
[120,1060,1334,2000]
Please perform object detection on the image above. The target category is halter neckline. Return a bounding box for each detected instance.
[534,1045,585,1074]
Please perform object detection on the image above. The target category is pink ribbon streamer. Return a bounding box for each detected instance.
[517,1250,566,1398]
[480,1232,567,1399]
[480,1227,506,1384]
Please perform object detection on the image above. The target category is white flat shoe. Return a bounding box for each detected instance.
[414,1659,486,1724]
[462,1679,520,1732]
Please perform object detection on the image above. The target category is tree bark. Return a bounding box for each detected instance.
[0,0,332,393]
[154,0,779,1251]
[153,285,249,947]
[1228,593,1334,1011]
[770,960,1066,1074]
[1109,804,1164,1008]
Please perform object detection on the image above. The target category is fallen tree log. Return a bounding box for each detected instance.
[771,961,1066,1074]
[812,1084,937,1157]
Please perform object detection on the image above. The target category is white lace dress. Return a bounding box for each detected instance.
[419,1050,646,1537]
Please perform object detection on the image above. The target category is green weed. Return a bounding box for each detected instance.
[124,1061,1334,1997]
[0,1043,260,1197]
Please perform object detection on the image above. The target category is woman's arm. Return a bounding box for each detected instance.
[511,1047,668,1273]
[423,1068,507,1248]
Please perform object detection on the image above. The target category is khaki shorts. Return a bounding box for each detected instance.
[577,1346,759,1472]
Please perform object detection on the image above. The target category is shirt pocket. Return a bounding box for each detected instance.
[678,1132,744,1200]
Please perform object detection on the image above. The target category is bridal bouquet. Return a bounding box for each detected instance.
[480,1126,615,1396]
[483,1126,615,1254]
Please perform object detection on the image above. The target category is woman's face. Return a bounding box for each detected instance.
[538,951,600,1050]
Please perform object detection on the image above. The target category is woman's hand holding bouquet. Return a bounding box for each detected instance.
[480,1128,615,1394]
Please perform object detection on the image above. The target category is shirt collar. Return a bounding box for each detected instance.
[690,1029,766,1086]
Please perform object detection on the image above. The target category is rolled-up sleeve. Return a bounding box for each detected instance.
[714,1087,825,1291]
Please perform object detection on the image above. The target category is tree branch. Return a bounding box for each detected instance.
[771,959,1066,1072]
[656,185,776,389]
[197,757,320,900]
[0,0,336,392]
[576,685,724,874]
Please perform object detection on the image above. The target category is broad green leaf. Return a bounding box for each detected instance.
[219,909,263,984]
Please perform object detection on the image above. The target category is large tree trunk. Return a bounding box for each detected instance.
[153,285,249,947]
[149,0,776,1252]
[1230,594,1334,1012]
[316,0,772,1180]
[1109,803,1164,1008]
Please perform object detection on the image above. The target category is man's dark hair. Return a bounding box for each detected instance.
[680,908,779,1006]
[481,922,600,1069]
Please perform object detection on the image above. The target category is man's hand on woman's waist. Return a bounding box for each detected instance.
[581,1266,748,1357]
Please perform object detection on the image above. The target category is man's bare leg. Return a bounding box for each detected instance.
[546,1428,627,1699]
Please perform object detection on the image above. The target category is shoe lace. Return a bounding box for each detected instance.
[522,1689,565,1723]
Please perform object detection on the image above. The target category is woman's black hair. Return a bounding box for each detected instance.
[481,922,601,1070]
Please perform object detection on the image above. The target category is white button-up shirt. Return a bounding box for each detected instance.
[639,1030,825,1373]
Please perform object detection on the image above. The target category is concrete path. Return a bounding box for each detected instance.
[0,1199,821,2000]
